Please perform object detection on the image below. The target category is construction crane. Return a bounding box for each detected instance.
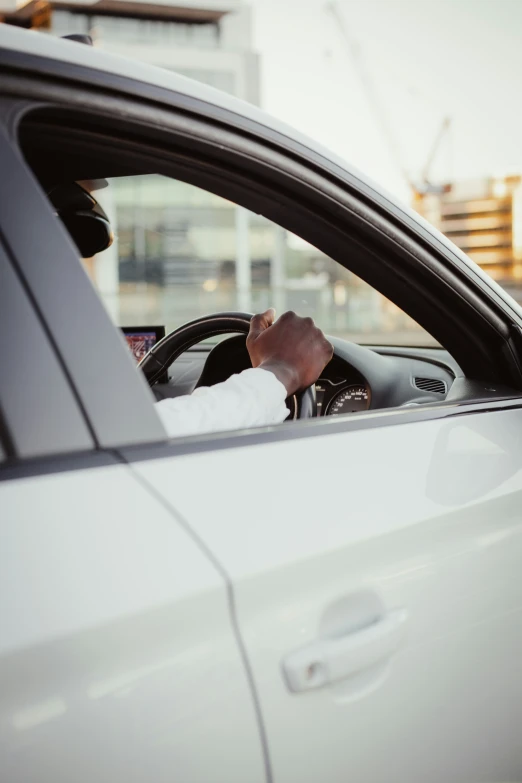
[418,115,452,194]
[325,1,451,199]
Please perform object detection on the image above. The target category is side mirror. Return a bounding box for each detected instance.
[48,182,114,258]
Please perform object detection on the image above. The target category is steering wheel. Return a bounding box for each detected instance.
[138,312,317,419]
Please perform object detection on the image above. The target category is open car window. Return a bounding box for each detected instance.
[82,174,438,348]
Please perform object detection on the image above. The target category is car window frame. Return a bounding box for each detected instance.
[11,83,522,388]
[3,83,522,464]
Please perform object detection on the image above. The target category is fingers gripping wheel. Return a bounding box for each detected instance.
[138,312,317,420]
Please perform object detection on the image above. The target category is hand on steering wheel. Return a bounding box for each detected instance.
[247,309,333,394]
[138,310,333,420]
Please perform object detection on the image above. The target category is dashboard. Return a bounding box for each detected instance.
[138,327,461,416]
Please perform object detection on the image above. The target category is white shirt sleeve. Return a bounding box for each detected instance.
[154,367,290,438]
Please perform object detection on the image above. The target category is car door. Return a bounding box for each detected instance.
[132,399,522,783]
[0,123,267,783]
[6,54,522,783]
[0,460,267,783]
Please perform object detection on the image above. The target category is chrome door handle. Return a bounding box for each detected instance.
[282,609,407,693]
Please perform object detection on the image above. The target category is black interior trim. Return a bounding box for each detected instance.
[0,401,17,460]
[372,346,462,377]
[177,341,463,380]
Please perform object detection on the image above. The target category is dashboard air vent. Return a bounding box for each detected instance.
[414,377,447,395]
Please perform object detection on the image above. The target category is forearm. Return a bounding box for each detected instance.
[155,368,289,438]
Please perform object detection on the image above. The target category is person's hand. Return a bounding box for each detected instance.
[246,309,333,395]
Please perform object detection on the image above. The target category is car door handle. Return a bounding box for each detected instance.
[282,609,407,693]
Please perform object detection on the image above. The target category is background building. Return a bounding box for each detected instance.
[2,0,256,101]
[415,176,522,301]
[3,0,285,320]
[0,0,438,345]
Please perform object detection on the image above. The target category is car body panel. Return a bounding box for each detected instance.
[0,463,266,783]
[132,406,522,782]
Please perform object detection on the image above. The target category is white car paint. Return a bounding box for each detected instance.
[0,463,265,783]
[3,24,522,783]
[133,407,522,782]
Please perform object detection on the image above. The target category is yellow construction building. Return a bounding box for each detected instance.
[414,175,522,285]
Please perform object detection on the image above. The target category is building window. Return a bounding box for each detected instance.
[51,10,89,36]
[50,11,219,49]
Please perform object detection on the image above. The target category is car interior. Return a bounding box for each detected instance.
[16,106,522,426]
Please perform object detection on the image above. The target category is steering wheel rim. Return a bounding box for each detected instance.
[138,312,317,420]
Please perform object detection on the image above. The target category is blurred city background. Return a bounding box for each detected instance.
[2,0,522,347]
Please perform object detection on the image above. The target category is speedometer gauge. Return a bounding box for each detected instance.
[326,384,370,415]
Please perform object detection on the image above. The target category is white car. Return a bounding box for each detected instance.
[2,26,522,783]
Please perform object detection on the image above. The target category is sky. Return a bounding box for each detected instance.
[249,0,522,203]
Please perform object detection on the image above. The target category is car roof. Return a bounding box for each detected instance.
[1,25,521,318]
[0,26,374,185]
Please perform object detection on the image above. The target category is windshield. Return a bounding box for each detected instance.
[85,174,438,348]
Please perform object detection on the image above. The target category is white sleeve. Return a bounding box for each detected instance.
[154,367,290,438]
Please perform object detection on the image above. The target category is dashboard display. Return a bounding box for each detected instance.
[326,384,370,415]
[121,325,168,384]
[124,331,157,362]
[121,325,165,362]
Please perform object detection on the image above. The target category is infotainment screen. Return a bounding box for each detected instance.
[121,326,168,384]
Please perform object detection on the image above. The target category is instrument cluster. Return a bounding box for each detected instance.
[316,380,370,416]
[315,356,371,416]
